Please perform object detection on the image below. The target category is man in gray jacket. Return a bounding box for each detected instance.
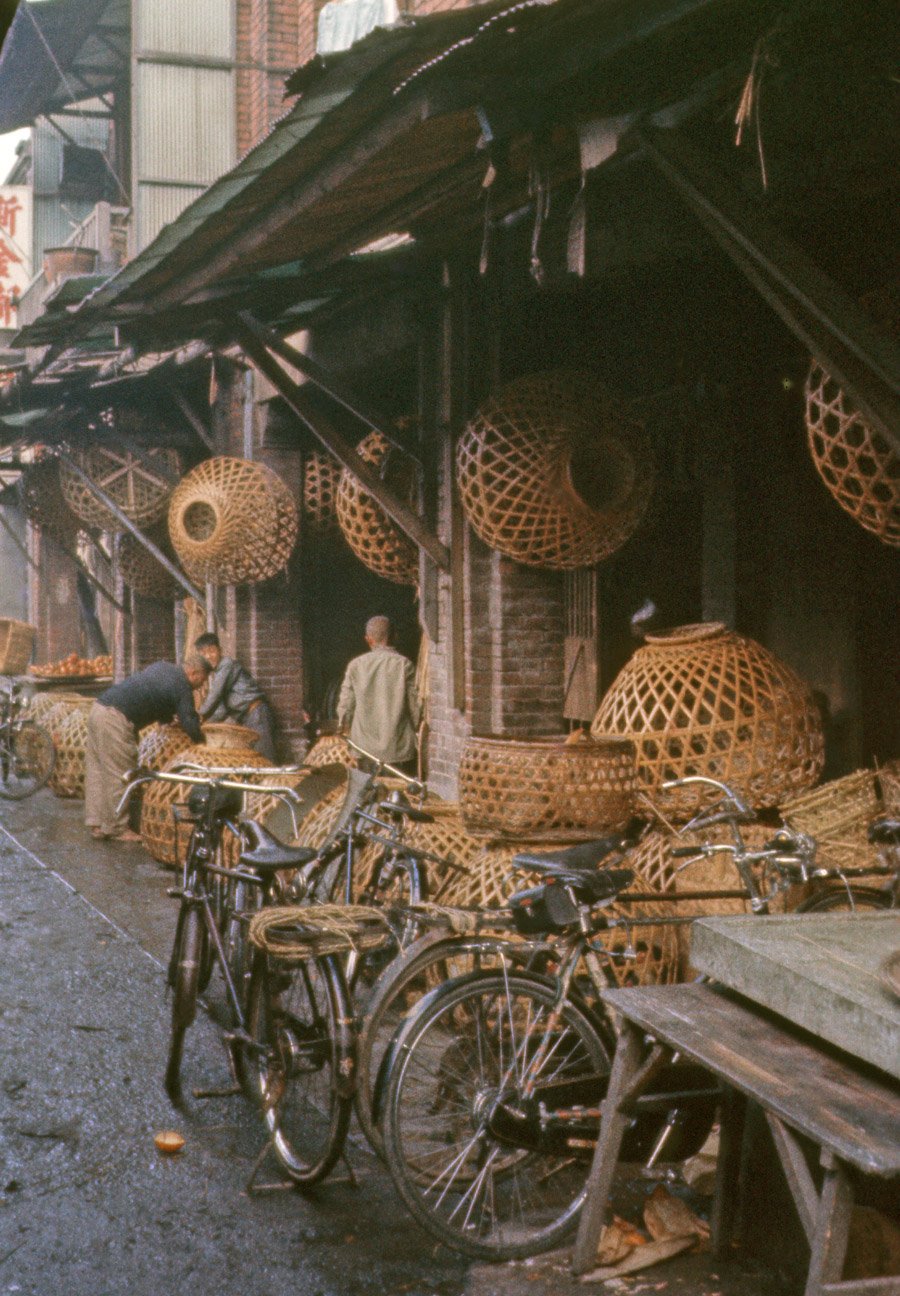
[194,633,276,761]
[337,615,421,774]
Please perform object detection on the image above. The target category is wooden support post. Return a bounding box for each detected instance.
[112,535,127,682]
[231,315,451,573]
[805,1154,854,1296]
[170,389,216,452]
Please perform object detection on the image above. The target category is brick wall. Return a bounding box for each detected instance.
[236,0,320,157]
[29,530,82,666]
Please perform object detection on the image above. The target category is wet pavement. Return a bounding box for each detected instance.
[0,791,794,1296]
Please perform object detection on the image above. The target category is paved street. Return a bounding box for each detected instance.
[0,792,789,1296]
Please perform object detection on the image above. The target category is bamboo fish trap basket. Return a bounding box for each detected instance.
[168,456,298,585]
[335,431,419,585]
[592,623,824,818]
[456,370,654,569]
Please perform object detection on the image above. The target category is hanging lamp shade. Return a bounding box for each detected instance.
[805,363,899,547]
[167,456,298,585]
[336,431,419,585]
[591,623,824,817]
[456,369,654,569]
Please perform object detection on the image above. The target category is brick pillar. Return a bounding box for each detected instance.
[29,529,82,665]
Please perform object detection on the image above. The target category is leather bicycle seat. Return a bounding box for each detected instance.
[239,820,318,874]
[869,818,900,846]
[512,836,625,873]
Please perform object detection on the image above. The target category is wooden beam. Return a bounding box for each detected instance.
[637,127,900,455]
[231,315,451,573]
[53,450,205,606]
[169,388,216,452]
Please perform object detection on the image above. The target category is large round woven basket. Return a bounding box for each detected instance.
[136,723,194,772]
[440,838,680,987]
[805,363,900,548]
[202,722,260,751]
[781,769,884,874]
[592,623,824,817]
[60,437,181,532]
[456,370,654,570]
[168,456,298,586]
[404,802,483,899]
[18,458,80,545]
[335,431,419,585]
[139,745,269,866]
[303,734,359,769]
[48,697,95,798]
[118,527,181,601]
[303,451,341,534]
[458,734,636,841]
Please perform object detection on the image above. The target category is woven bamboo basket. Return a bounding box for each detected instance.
[136,723,194,772]
[202,722,260,751]
[592,623,824,818]
[0,619,36,676]
[406,802,483,899]
[40,695,87,740]
[456,370,654,570]
[48,697,95,798]
[18,459,80,544]
[139,745,269,866]
[458,734,636,841]
[335,431,419,585]
[168,456,298,586]
[805,363,900,548]
[60,440,181,532]
[303,734,359,769]
[303,451,341,534]
[118,528,181,601]
[27,691,74,724]
[878,760,900,816]
[439,839,679,987]
[781,769,884,873]
[291,780,348,850]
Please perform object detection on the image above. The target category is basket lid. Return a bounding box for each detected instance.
[643,622,726,646]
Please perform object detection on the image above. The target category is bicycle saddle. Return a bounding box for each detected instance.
[512,836,625,873]
[509,868,634,934]
[869,817,900,846]
[239,821,318,873]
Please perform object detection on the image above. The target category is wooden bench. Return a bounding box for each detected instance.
[572,983,900,1295]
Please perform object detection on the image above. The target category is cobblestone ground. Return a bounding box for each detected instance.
[0,793,792,1296]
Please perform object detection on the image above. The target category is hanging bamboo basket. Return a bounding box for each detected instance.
[60,430,181,532]
[139,745,269,866]
[592,623,824,817]
[168,456,298,585]
[458,734,636,841]
[18,458,81,544]
[805,363,900,547]
[48,697,95,798]
[303,451,341,534]
[336,431,419,585]
[136,723,194,772]
[456,370,654,569]
[118,527,181,601]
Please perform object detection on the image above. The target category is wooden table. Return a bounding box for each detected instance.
[571,982,900,1295]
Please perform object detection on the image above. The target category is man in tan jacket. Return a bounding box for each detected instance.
[337,616,421,774]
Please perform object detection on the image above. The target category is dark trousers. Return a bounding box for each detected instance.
[241,701,276,762]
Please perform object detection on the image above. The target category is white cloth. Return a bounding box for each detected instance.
[316,0,399,55]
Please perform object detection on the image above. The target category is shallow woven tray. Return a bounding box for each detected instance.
[592,623,824,817]
[458,734,636,841]
[168,456,298,586]
[456,369,655,569]
[335,431,419,586]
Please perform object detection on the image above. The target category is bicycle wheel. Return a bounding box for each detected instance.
[0,722,55,798]
[355,932,522,1157]
[382,969,614,1261]
[797,884,893,913]
[165,905,206,1104]
[246,953,353,1186]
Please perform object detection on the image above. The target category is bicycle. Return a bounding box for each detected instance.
[0,678,55,799]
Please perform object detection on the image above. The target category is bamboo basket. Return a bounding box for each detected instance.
[440,839,680,987]
[136,723,193,772]
[168,456,298,586]
[60,439,181,532]
[290,780,347,850]
[139,745,269,867]
[303,451,341,534]
[458,734,636,841]
[48,697,95,798]
[456,370,654,569]
[805,363,899,548]
[405,802,483,899]
[878,760,900,816]
[18,459,80,544]
[781,769,884,873]
[202,722,260,751]
[118,528,181,601]
[303,734,359,769]
[0,619,36,676]
[592,623,824,817]
[335,431,419,585]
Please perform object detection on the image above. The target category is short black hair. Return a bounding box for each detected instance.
[195,632,221,650]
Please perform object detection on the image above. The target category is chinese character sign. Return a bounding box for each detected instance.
[0,186,31,329]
